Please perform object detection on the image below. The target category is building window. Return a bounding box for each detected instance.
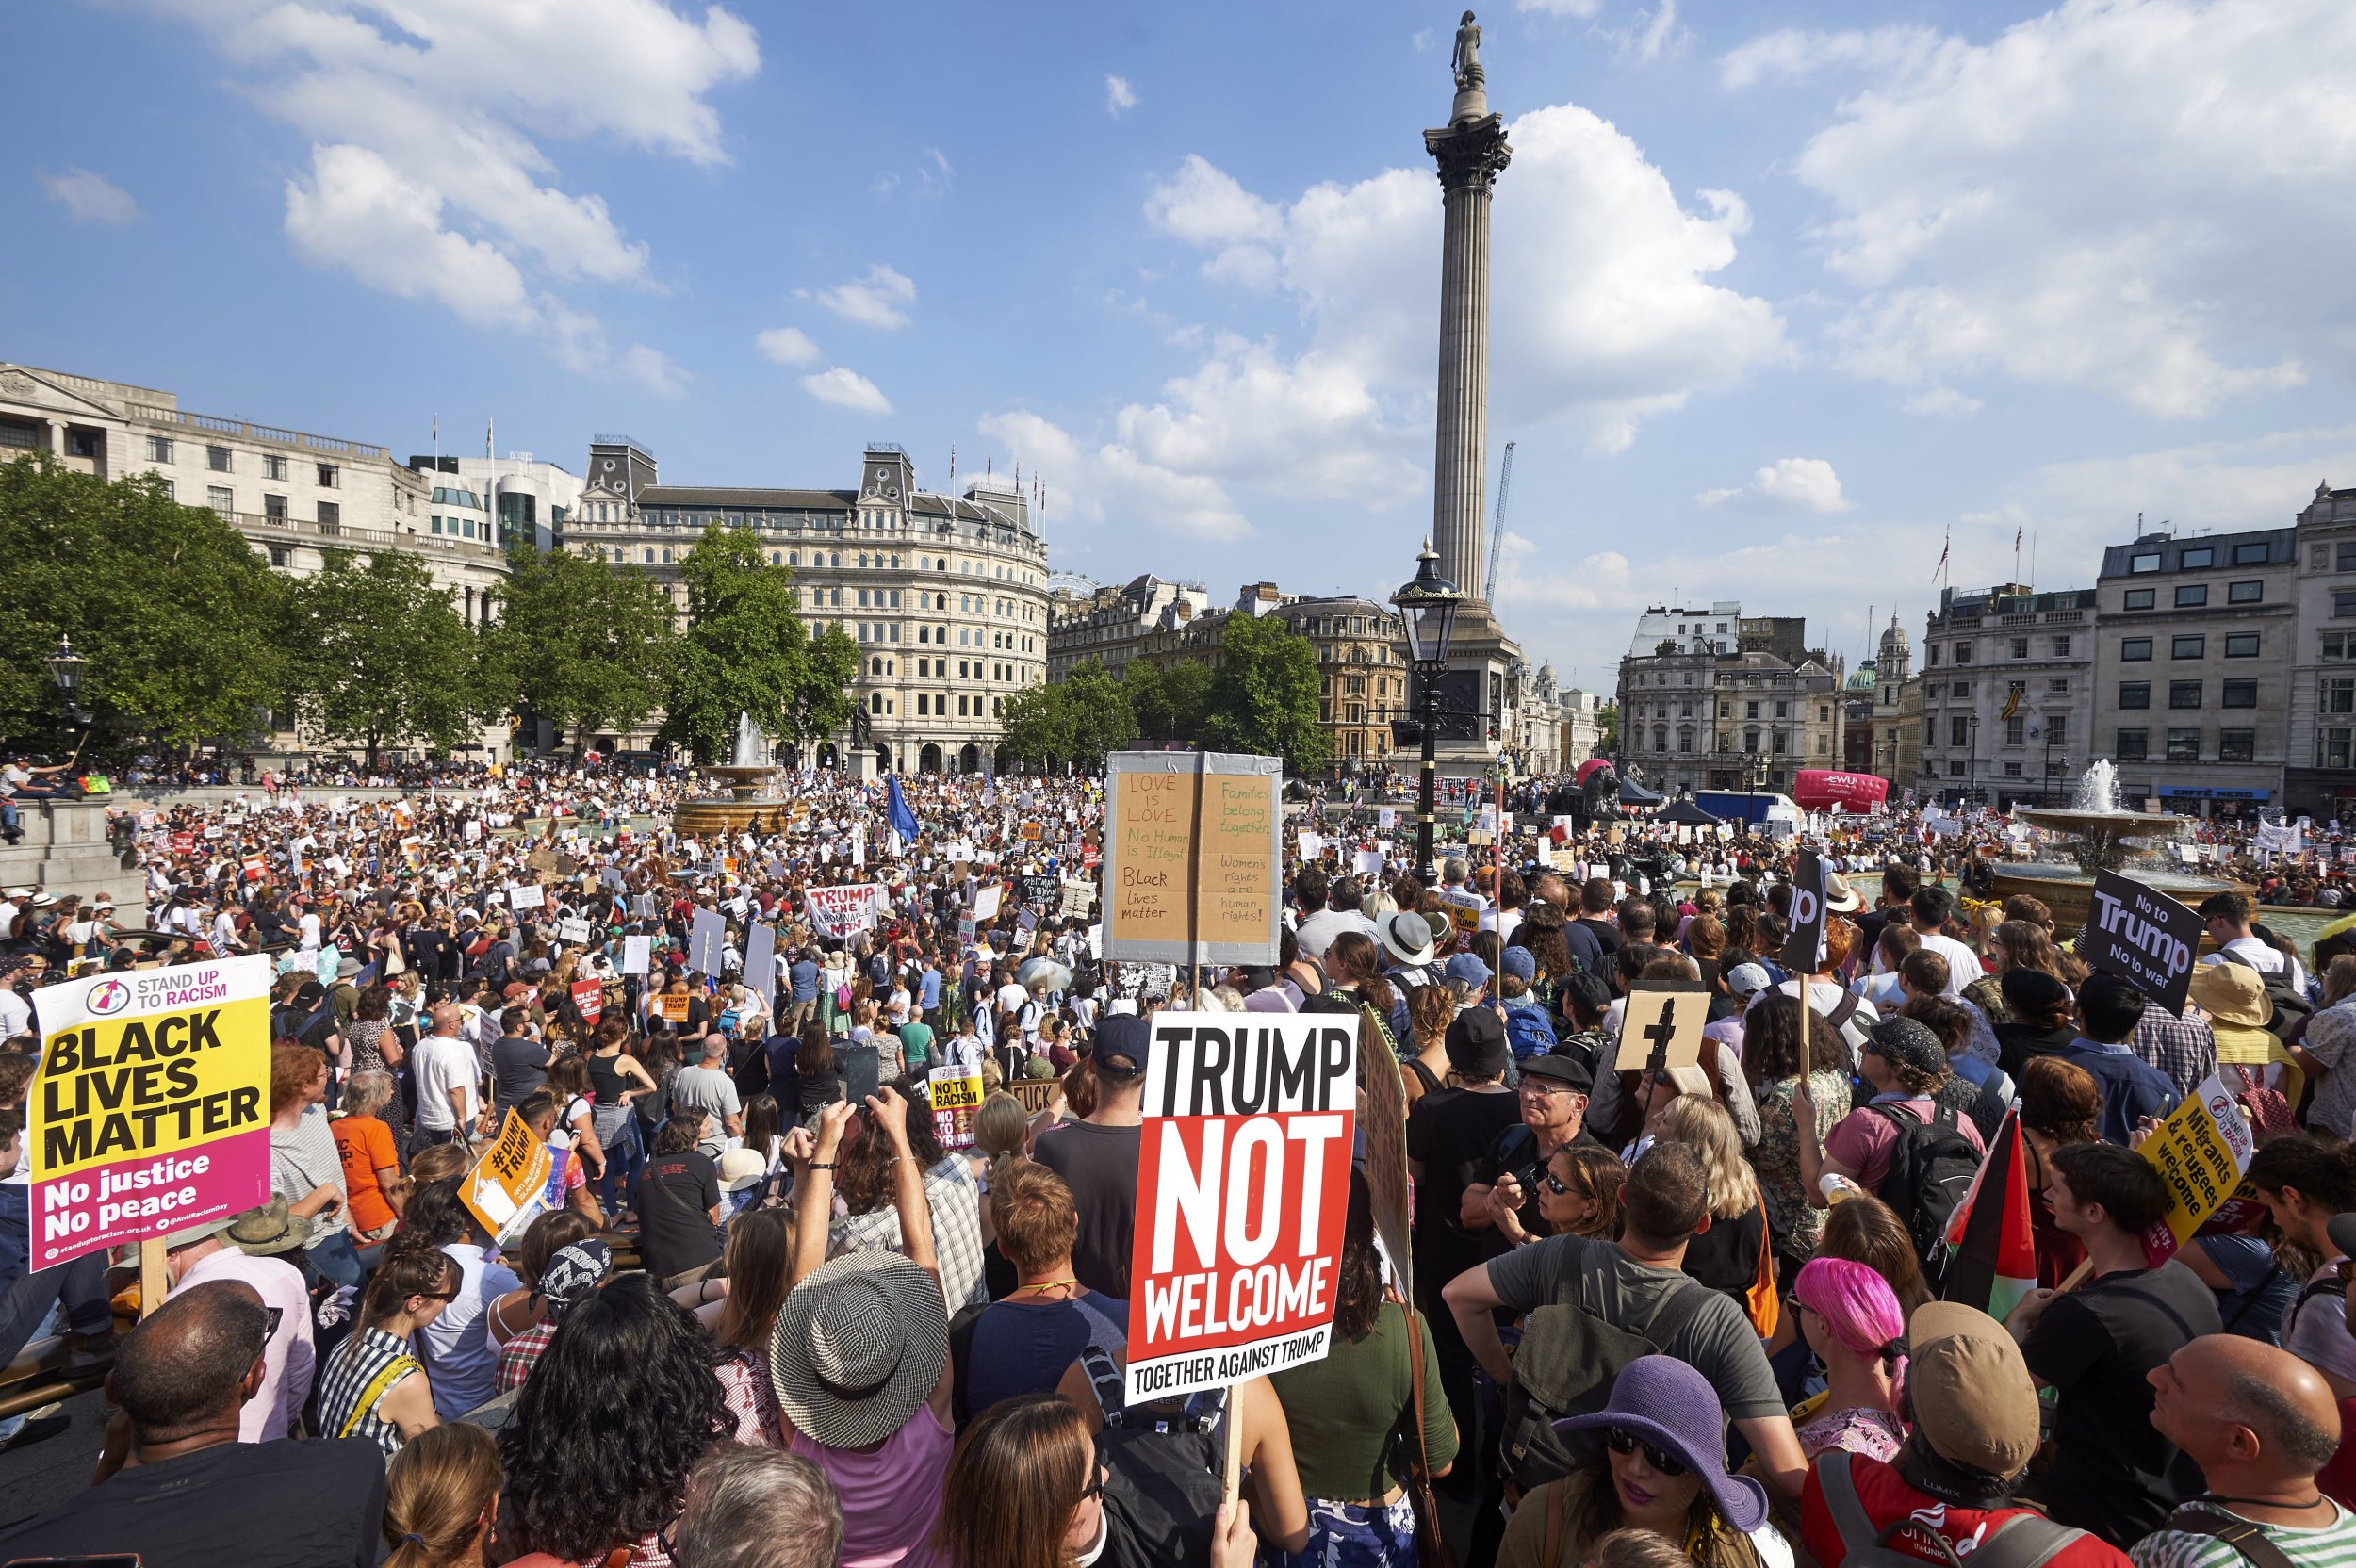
[264,494,286,520]
[2051,635,2071,657]
[2229,580,2262,604]
[2011,638,2029,659]
[2175,545,2213,569]
[2005,715,2025,744]
[2221,680,2258,709]
[2233,541,2270,564]
[2167,728,2201,762]
[2170,635,2204,659]
[1955,641,1973,662]
[263,453,287,481]
[2175,584,2208,608]
[206,445,232,472]
[2049,715,2068,745]
[1950,716,1969,746]
[2123,588,2154,610]
[318,500,339,528]
[2004,761,2023,776]
[145,434,173,463]
[268,545,289,567]
[1926,644,1940,667]
[2224,633,2261,658]
[1952,681,1971,697]
[2118,728,2150,760]
[2338,542,2356,573]
[2324,729,2356,770]
[2130,551,2161,573]
[203,484,233,517]
[2121,638,2153,662]
[2168,680,2202,710]
[2049,678,2070,692]
[316,463,339,487]
[2218,729,2255,763]
[2324,678,2356,716]
[2118,682,2150,710]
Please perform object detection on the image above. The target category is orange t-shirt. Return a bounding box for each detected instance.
[332,1114,399,1232]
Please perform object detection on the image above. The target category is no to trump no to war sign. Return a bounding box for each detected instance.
[2086,869,2206,1016]
[28,956,273,1267]
[1126,1012,1356,1405]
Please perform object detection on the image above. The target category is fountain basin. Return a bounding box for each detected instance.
[1987,859,2249,933]
[670,716,794,838]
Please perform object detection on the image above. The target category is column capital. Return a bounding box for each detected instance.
[1424,112,1513,192]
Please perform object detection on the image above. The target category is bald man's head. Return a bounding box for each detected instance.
[111,1279,268,1435]
[2150,1334,2342,1478]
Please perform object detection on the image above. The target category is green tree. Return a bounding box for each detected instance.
[1125,656,1214,746]
[1596,701,1619,756]
[659,525,852,762]
[488,543,677,755]
[286,549,490,766]
[0,455,290,749]
[1203,612,1329,775]
[997,681,1072,771]
[1063,660,1137,762]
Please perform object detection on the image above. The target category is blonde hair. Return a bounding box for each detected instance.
[384,1422,500,1568]
[1657,1095,1756,1221]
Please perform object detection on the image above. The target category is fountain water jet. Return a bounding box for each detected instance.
[1989,759,2247,929]
[671,712,791,837]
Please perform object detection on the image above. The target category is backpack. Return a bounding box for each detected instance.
[2220,949,2315,1027]
[1868,1101,1982,1283]
[1815,1448,2086,1568]
[1503,1004,1557,1060]
[1497,1258,1711,1495]
[2153,1506,2300,1568]
[1077,1345,1225,1568]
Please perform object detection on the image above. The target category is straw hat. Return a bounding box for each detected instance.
[2189,961,2272,1029]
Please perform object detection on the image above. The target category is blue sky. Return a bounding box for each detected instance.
[8,0,2353,693]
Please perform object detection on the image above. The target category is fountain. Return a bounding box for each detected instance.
[1992,760,2247,929]
[671,712,792,837]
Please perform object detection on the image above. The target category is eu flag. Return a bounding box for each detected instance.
[885,775,921,844]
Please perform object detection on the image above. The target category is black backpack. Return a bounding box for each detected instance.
[1869,1101,1982,1282]
[1077,1345,1225,1568]
[1497,1254,1710,1495]
[2220,950,2314,1028]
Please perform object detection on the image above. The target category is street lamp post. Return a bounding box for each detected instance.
[1965,714,1980,809]
[1392,541,1462,890]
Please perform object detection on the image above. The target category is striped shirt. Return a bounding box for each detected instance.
[315,1326,421,1459]
[2131,1500,2356,1568]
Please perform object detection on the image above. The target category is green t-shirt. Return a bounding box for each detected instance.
[2132,1500,2356,1568]
[899,1021,935,1069]
[1267,1301,1458,1501]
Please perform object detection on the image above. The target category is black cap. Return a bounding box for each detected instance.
[1094,1013,1150,1079]
[1519,1053,1594,1094]
[1867,1016,1947,1079]
[1445,1007,1511,1079]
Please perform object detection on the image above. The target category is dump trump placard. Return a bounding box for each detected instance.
[28,956,273,1267]
[1125,1012,1355,1404]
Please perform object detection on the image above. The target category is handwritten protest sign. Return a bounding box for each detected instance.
[1126,1012,1354,1403]
[1618,985,1709,1075]
[806,884,885,939]
[1102,752,1282,967]
[26,956,273,1267]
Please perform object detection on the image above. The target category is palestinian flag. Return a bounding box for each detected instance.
[1940,1107,2038,1321]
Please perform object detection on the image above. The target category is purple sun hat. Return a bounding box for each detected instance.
[1553,1354,1770,1534]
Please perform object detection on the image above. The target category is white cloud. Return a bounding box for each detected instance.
[1903,386,1984,418]
[980,410,1252,542]
[615,344,690,399]
[800,367,892,416]
[1104,74,1137,116]
[755,326,821,366]
[1766,0,2352,417]
[139,0,756,384]
[810,264,917,330]
[37,168,139,224]
[1695,457,1855,513]
[1612,0,1692,64]
[1516,0,1605,16]
[1717,25,1944,89]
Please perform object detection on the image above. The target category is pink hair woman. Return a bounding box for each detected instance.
[1790,1257,1908,1462]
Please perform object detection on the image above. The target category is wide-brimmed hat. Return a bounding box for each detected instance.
[717,1147,769,1193]
[2189,961,2272,1029]
[1907,1301,2041,1479]
[1824,873,1864,913]
[771,1250,950,1449]
[1554,1354,1769,1533]
[211,1198,313,1257]
[1379,911,1437,967]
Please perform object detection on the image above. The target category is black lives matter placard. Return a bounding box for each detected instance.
[2086,869,2205,1016]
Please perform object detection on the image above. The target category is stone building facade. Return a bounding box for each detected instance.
[1917,585,2094,808]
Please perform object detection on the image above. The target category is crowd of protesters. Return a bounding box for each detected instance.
[5,760,2356,1568]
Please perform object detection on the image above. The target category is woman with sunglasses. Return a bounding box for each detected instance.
[314,1234,459,1460]
[932,1391,1115,1568]
[1497,1355,1788,1568]
[1788,1257,1907,1462]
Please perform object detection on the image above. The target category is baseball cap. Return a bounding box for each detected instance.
[1093,1013,1150,1079]
[1519,1053,1593,1094]
[1724,962,1773,998]
[1445,1007,1511,1079]
[1906,1301,2042,1479]
[1445,953,1493,990]
[1499,947,1537,983]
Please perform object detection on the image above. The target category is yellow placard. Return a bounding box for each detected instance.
[2138,1072,2258,1255]
[462,1109,553,1245]
[657,993,692,1022]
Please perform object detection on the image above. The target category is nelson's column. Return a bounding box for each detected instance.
[1422,10,1522,771]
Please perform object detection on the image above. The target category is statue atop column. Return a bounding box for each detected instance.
[1448,11,1489,124]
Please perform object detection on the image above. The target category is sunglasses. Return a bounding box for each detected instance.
[1541,1170,1579,1197]
[1079,1462,1110,1504]
[1604,1428,1690,1477]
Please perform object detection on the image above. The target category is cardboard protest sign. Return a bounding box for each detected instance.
[2136,1071,2259,1260]
[806,884,885,939]
[1102,751,1283,968]
[972,885,1004,923]
[1618,985,1709,1075]
[1126,1012,1355,1404]
[1780,850,1827,976]
[2085,870,2204,1016]
[570,979,603,1024]
[462,1109,554,1247]
[744,923,778,995]
[25,956,273,1267]
[689,909,728,976]
[927,1064,984,1149]
[1059,880,1095,920]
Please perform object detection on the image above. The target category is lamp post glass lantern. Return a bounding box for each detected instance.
[45,636,84,697]
[1392,542,1462,888]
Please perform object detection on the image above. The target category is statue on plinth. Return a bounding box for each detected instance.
[1448,11,1491,125]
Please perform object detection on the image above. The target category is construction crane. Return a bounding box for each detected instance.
[1483,439,1515,604]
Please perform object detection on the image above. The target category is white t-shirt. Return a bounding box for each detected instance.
[412,1034,480,1132]
[1915,931,1982,1000]
[0,988,29,1040]
[2203,936,2309,996]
